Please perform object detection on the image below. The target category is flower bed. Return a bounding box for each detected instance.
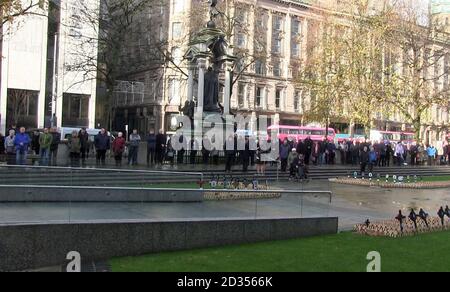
[329,177,450,189]
[355,217,449,238]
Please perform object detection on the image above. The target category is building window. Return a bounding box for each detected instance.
[172,22,182,39]
[236,59,245,73]
[292,19,301,36]
[255,60,266,75]
[292,43,300,57]
[273,63,281,77]
[272,38,282,54]
[256,87,263,107]
[238,83,245,106]
[62,93,90,127]
[275,89,281,109]
[6,89,39,129]
[237,33,246,48]
[273,15,282,31]
[172,0,184,14]
[168,78,181,105]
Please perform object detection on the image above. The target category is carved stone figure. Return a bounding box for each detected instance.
[203,67,221,112]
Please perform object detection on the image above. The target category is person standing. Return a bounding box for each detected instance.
[68,131,81,168]
[296,139,306,163]
[224,135,235,173]
[327,140,336,165]
[4,130,16,165]
[304,136,313,165]
[190,139,198,165]
[368,146,377,173]
[446,144,450,166]
[395,210,406,234]
[445,205,450,220]
[279,139,290,172]
[177,133,186,165]
[49,127,60,166]
[288,148,299,179]
[240,137,251,172]
[386,143,393,167]
[31,130,40,156]
[360,146,369,177]
[156,130,166,165]
[39,128,53,166]
[146,130,157,166]
[166,138,175,166]
[379,142,387,167]
[78,128,89,166]
[202,136,211,166]
[94,128,110,167]
[395,142,405,166]
[128,129,141,166]
[419,208,429,229]
[112,132,126,167]
[14,127,30,165]
[410,143,418,166]
[0,133,5,161]
[438,207,446,228]
[255,142,269,176]
[409,209,418,233]
[0,133,5,162]
[427,145,436,166]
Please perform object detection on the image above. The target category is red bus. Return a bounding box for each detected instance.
[268,125,336,142]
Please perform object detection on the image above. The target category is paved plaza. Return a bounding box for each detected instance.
[1,180,449,230]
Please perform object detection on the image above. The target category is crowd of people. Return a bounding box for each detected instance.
[0,126,60,166]
[1,127,450,174]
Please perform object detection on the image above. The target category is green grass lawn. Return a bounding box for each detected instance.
[421,175,450,182]
[110,231,450,272]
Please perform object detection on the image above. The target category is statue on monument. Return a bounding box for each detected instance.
[185,0,234,115]
[203,66,221,113]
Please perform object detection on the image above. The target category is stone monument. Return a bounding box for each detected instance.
[184,0,237,120]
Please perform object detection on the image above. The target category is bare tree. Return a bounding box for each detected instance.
[383,1,450,142]
[63,0,165,129]
[6,89,33,127]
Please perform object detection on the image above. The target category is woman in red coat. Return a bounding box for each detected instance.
[112,132,126,167]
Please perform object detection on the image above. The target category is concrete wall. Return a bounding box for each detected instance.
[0,186,203,202]
[0,217,338,271]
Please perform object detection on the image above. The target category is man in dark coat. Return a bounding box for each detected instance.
[78,128,89,166]
[155,130,167,165]
[304,136,313,165]
[240,137,251,172]
[146,130,157,166]
[49,127,61,166]
[94,128,110,166]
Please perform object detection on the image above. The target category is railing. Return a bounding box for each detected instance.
[0,166,333,224]
[0,164,204,187]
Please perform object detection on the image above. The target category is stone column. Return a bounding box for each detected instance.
[196,58,206,113]
[251,111,257,133]
[224,60,233,115]
[187,62,195,102]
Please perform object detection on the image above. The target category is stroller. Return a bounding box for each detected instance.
[290,156,309,182]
